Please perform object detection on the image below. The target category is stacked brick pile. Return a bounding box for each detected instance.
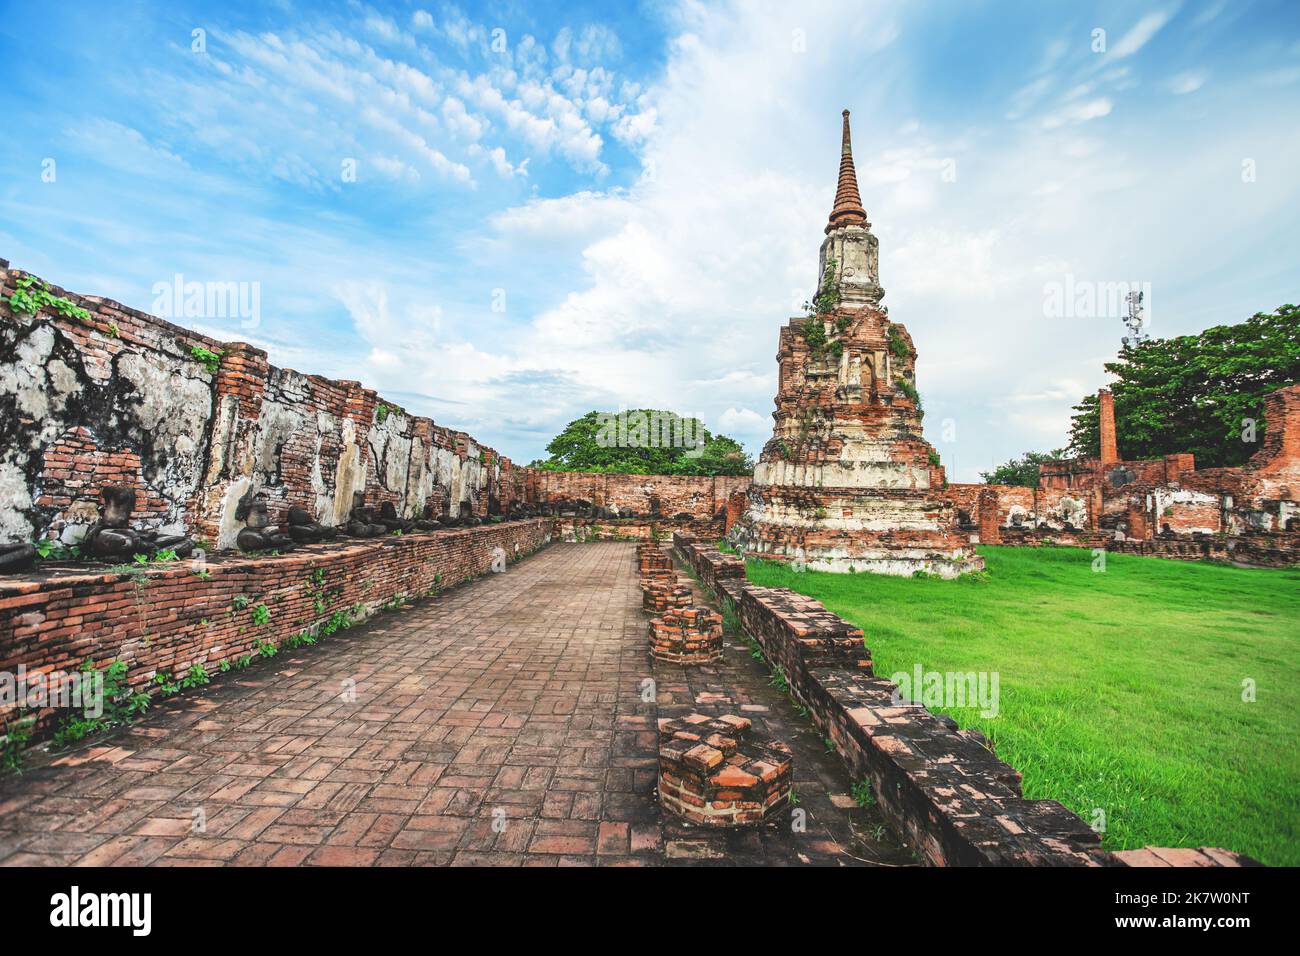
[636,542,723,664]
[647,605,723,664]
[636,542,673,574]
[642,577,692,615]
[657,713,793,827]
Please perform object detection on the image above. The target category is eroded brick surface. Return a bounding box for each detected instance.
[658,713,792,826]
[0,543,909,867]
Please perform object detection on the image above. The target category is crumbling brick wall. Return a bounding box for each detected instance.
[0,261,517,550]
[950,386,1299,563]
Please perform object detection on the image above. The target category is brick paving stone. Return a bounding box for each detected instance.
[0,543,912,866]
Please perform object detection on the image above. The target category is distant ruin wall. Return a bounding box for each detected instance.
[520,470,750,520]
[947,387,1299,565]
[551,516,724,543]
[946,484,1094,535]
[1,261,518,551]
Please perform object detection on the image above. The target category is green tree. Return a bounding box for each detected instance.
[1067,305,1299,467]
[530,410,753,476]
[981,450,1063,487]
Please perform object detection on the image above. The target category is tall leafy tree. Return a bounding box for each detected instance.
[981,450,1064,487]
[1067,304,1300,468]
[531,410,753,476]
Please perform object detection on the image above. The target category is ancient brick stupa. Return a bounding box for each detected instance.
[733,110,983,578]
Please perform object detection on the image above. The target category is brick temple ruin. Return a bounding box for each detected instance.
[732,111,983,577]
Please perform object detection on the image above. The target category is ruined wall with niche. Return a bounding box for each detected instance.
[948,384,1300,563]
[945,483,1095,535]
[1,260,517,552]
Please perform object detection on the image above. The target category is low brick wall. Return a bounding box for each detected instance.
[671,536,1256,867]
[1,519,551,742]
[1108,532,1300,567]
[672,533,746,600]
[1001,527,1111,549]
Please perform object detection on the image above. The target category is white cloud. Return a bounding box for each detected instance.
[1167,71,1206,95]
[1042,97,1113,128]
[718,406,768,439]
[488,191,634,240]
[1110,10,1175,58]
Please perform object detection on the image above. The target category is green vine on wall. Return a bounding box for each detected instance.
[190,345,223,375]
[894,376,924,417]
[888,325,912,360]
[801,258,852,362]
[804,257,842,317]
[2,275,91,323]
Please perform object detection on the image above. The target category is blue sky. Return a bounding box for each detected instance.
[2,0,1297,479]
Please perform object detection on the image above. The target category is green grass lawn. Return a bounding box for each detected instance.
[745,546,1300,865]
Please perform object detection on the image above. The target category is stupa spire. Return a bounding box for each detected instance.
[826,109,868,233]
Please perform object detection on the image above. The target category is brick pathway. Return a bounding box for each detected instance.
[0,543,909,866]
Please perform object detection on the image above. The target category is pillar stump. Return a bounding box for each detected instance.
[657,713,793,826]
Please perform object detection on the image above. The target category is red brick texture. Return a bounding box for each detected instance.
[1098,389,1119,464]
[647,606,723,665]
[1112,847,1260,867]
[641,578,692,616]
[976,487,1001,545]
[521,472,748,521]
[657,713,792,826]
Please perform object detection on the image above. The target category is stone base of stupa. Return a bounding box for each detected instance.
[734,485,984,578]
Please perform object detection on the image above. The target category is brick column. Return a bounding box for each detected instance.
[724,490,747,534]
[1249,383,1300,474]
[1099,389,1119,464]
[1164,453,1195,482]
[977,487,1001,544]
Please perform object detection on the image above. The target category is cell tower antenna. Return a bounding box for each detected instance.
[1121,290,1147,348]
